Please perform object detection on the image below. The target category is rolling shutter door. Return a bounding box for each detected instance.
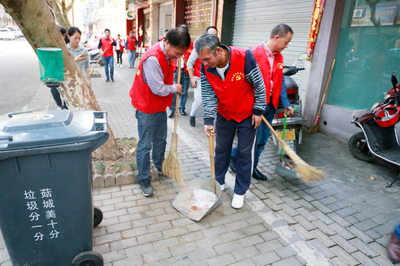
[232,0,314,89]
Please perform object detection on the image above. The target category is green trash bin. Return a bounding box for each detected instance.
[37,47,64,85]
[0,110,109,266]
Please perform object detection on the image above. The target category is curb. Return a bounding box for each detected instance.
[92,168,159,188]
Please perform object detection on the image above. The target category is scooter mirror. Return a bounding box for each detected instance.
[391,72,398,88]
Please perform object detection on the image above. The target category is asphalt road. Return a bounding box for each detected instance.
[0,38,52,117]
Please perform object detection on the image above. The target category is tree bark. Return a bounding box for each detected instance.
[1,0,122,161]
[46,0,70,29]
[60,0,73,28]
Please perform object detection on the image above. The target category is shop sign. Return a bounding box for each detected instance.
[126,9,135,20]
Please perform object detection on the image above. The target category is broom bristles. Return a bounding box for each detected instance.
[162,133,184,185]
[306,124,319,135]
[279,141,326,182]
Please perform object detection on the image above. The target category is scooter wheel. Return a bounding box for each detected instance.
[348,132,374,162]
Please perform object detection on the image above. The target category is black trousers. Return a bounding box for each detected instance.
[214,113,256,195]
[116,50,123,64]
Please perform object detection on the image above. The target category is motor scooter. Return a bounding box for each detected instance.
[349,73,400,187]
[271,54,307,154]
[84,42,104,66]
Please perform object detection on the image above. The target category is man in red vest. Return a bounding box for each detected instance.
[195,34,266,209]
[129,28,190,197]
[125,30,138,68]
[230,24,294,181]
[98,28,116,82]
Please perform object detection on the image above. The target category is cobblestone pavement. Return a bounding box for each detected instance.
[1,54,400,265]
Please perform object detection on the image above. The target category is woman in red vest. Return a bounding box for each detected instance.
[231,24,294,181]
[129,28,190,197]
[195,34,266,209]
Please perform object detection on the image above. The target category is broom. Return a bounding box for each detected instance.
[307,58,335,134]
[89,48,107,77]
[262,115,326,182]
[162,58,184,184]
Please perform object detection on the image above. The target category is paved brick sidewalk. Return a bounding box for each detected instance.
[1,54,400,265]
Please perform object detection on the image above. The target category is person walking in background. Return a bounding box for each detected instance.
[187,26,218,127]
[196,34,266,209]
[98,28,116,82]
[168,24,191,118]
[125,30,137,68]
[230,23,294,181]
[50,27,68,110]
[66,26,91,88]
[115,34,124,68]
[129,28,190,197]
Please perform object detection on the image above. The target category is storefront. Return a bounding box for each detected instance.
[304,0,400,141]
[184,0,215,39]
[222,0,315,101]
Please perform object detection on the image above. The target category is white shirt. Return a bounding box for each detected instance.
[216,62,230,81]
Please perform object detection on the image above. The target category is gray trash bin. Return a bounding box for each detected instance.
[0,110,109,266]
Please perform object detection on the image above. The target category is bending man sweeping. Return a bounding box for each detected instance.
[129,28,191,197]
[196,34,266,209]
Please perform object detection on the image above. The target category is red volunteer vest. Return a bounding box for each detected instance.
[251,44,283,109]
[129,42,174,114]
[193,58,201,78]
[116,39,124,52]
[173,41,193,74]
[205,47,254,122]
[126,36,136,51]
[101,37,114,57]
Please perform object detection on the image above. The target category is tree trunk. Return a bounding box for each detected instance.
[46,0,70,29]
[1,0,122,161]
[60,0,73,28]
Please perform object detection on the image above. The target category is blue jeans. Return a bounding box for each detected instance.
[215,114,256,195]
[170,68,190,111]
[103,56,114,79]
[136,110,167,181]
[232,102,275,169]
[128,50,136,67]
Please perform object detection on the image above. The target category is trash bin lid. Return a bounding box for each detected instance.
[0,111,106,151]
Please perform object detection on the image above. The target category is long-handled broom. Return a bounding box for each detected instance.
[162,58,184,184]
[307,58,335,134]
[89,48,107,77]
[262,115,326,182]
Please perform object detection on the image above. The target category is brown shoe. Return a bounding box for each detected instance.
[387,232,400,262]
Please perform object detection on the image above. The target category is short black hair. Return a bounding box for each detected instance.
[104,28,110,33]
[178,23,188,30]
[165,27,191,48]
[270,24,293,39]
[205,26,218,33]
[59,27,66,35]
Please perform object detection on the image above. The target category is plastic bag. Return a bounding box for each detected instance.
[190,188,217,210]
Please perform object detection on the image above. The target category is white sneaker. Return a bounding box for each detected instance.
[231,194,244,209]
[116,63,119,66]
[220,184,225,191]
[120,64,123,68]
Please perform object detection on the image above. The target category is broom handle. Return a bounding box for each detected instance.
[262,115,285,144]
[208,129,216,194]
[90,48,107,77]
[315,58,335,116]
[173,58,182,134]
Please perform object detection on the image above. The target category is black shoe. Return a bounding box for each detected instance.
[105,78,110,82]
[168,110,175,118]
[252,168,267,181]
[179,109,187,116]
[139,178,155,197]
[229,157,236,173]
[111,77,114,82]
[190,116,195,127]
